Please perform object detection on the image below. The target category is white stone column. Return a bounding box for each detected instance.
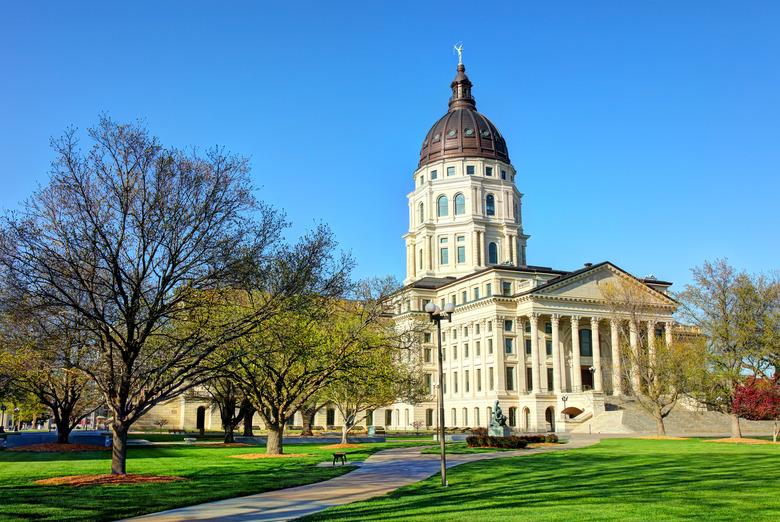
[529,313,541,393]
[591,317,603,392]
[610,319,622,395]
[571,316,582,392]
[517,317,527,393]
[629,321,640,393]
[647,319,656,363]
[551,314,561,393]
[665,321,673,346]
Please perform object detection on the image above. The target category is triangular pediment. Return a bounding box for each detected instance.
[529,263,676,307]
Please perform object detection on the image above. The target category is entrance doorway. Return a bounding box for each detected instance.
[196,406,206,434]
[545,406,555,432]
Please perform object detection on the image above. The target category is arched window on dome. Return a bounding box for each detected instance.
[488,242,498,264]
[437,195,448,217]
[454,193,465,215]
[485,194,495,216]
[418,202,425,224]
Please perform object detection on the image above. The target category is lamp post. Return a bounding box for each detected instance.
[0,404,5,430]
[13,407,20,432]
[425,301,455,487]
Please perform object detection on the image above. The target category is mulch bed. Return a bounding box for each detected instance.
[638,436,689,440]
[35,474,185,487]
[9,443,109,453]
[704,437,777,445]
[228,453,310,459]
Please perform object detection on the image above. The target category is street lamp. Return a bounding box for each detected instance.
[425,301,455,487]
[588,366,595,391]
[13,407,20,432]
[0,404,5,431]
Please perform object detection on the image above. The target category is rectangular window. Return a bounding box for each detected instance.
[453,328,457,340]
[442,347,446,360]
[424,348,432,363]
[461,290,467,303]
[488,320,493,332]
[424,332,431,343]
[525,321,531,333]
[501,169,507,180]
[525,338,532,355]
[476,340,481,356]
[442,332,447,342]
[465,370,470,392]
[457,245,465,263]
[504,320,513,331]
[476,323,480,334]
[418,175,423,186]
[485,166,493,176]
[425,373,433,393]
[489,367,495,390]
[505,337,513,354]
[545,322,552,334]
[453,372,458,393]
[547,368,554,391]
[447,166,455,176]
[486,282,492,296]
[526,367,533,392]
[464,326,469,337]
[466,165,475,175]
[477,368,482,391]
[453,345,457,359]
[580,329,593,356]
[546,339,553,356]
[431,169,437,179]
[502,281,512,296]
[488,338,493,354]
[464,343,469,357]
[506,367,515,391]
[442,374,446,394]
[474,287,480,300]
[440,247,448,265]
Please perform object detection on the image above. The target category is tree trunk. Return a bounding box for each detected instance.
[654,405,666,436]
[266,424,284,454]
[730,412,742,438]
[55,422,71,444]
[773,421,778,443]
[301,405,317,437]
[341,425,349,445]
[243,408,254,436]
[111,422,129,475]
[224,423,235,444]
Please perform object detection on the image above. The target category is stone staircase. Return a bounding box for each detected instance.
[571,396,777,436]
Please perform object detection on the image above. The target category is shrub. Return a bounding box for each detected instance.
[471,427,488,437]
[544,433,559,443]
[351,425,366,433]
[466,435,528,449]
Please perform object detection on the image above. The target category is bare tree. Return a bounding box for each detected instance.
[677,259,780,438]
[0,117,287,474]
[601,278,703,436]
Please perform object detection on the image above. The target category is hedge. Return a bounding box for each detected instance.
[466,435,529,449]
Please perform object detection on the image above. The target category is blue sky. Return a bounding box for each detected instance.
[1,1,778,290]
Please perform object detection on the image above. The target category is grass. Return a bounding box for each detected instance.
[0,440,421,521]
[303,438,780,521]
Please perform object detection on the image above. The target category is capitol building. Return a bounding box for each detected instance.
[386,58,677,433]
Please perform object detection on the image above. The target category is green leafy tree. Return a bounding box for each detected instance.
[677,259,780,438]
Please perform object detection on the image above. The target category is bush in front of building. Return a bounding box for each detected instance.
[466,435,529,449]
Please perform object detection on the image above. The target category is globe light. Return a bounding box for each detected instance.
[425,302,439,314]
[443,302,455,314]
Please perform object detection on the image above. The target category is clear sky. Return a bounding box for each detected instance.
[1,1,778,289]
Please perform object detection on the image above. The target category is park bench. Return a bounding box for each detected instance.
[332,452,347,466]
[168,429,186,434]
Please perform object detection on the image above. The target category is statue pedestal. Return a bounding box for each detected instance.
[488,425,510,437]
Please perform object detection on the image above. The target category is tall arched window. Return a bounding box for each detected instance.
[486,194,495,216]
[437,195,448,217]
[488,242,498,264]
[462,408,468,426]
[418,202,425,224]
[454,193,465,215]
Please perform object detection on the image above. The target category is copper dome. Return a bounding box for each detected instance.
[418,63,509,168]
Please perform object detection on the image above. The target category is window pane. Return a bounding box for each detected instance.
[457,246,466,263]
[488,243,498,264]
[440,248,448,264]
[485,166,493,176]
[466,165,475,175]
[431,169,437,179]
[454,193,466,215]
[447,166,455,176]
[486,194,495,215]
[437,196,448,217]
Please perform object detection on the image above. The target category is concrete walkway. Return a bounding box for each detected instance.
[127,438,599,522]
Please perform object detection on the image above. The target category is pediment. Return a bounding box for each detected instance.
[530,263,675,307]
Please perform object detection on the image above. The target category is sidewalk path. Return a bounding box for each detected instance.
[127,438,599,522]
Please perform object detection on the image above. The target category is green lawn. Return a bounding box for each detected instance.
[0,440,420,521]
[304,438,780,521]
